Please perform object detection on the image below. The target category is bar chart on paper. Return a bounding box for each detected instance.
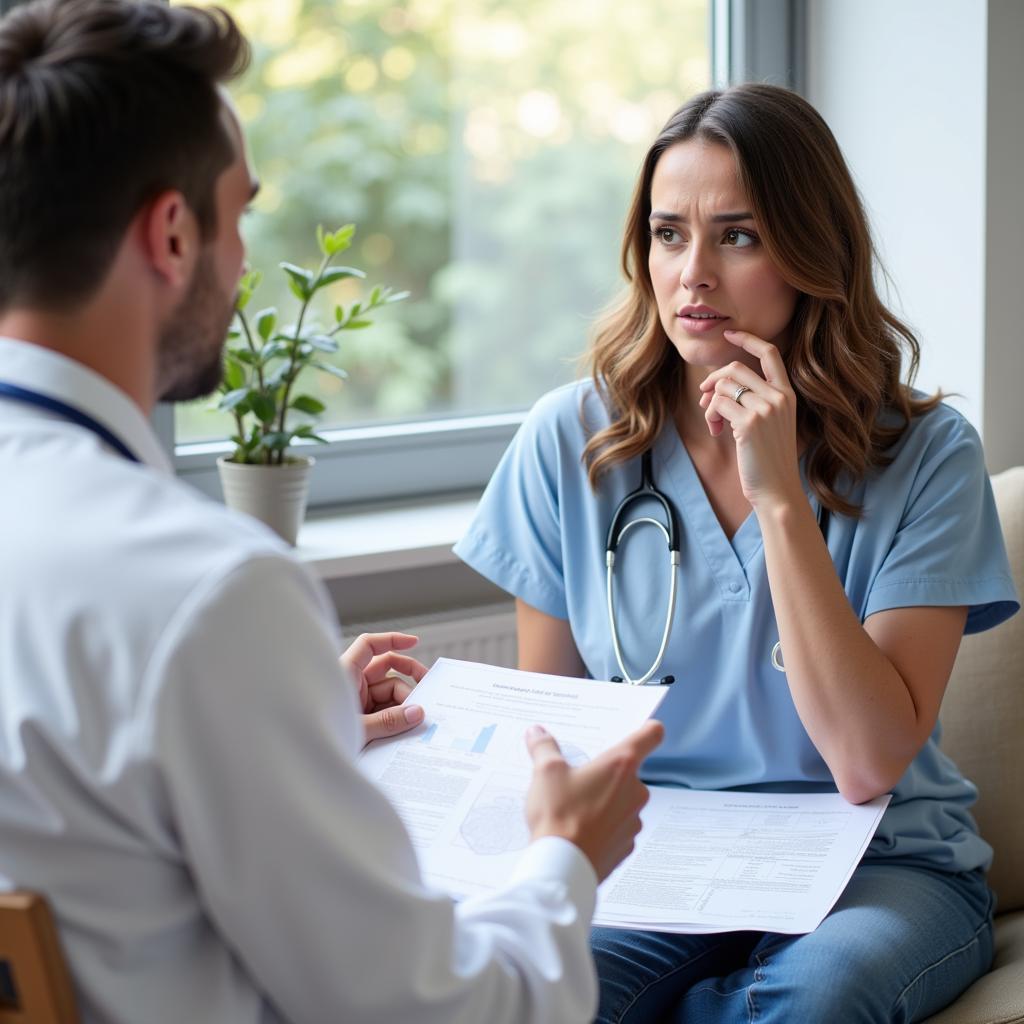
[419,720,497,755]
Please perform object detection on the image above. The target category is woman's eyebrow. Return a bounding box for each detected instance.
[649,209,755,223]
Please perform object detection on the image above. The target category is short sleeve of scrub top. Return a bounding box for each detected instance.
[455,381,1019,872]
[856,406,1017,632]
[453,386,576,622]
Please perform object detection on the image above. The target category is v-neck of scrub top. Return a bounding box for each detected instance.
[653,426,763,602]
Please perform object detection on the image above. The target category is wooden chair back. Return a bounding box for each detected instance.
[0,892,78,1024]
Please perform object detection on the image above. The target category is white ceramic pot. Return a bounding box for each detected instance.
[216,455,314,546]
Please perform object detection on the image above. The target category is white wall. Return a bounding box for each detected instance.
[982,0,1024,473]
[806,0,1024,472]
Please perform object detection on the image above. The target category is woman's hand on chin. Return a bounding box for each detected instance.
[697,329,805,513]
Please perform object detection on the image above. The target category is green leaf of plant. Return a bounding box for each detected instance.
[259,340,291,363]
[266,362,294,388]
[320,224,356,256]
[250,394,277,423]
[313,361,349,380]
[223,359,246,390]
[255,307,277,341]
[314,266,366,290]
[292,427,330,446]
[280,262,313,300]
[235,269,261,310]
[369,285,382,305]
[218,387,251,412]
[342,319,373,329]
[290,395,326,415]
[259,431,293,452]
[280,261,313,284]
[386,290,411,304]
[305,334,339,353]
[233,348,259,366]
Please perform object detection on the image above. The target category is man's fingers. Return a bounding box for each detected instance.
[363,652,429,685]
[367,674,415,706]
[526,721,660,770]
[525,724,566,767]
[344,632,421,673]
[363,703,425,744]
[618,720,665,764]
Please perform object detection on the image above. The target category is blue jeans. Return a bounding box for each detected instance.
[592,862,994,1024]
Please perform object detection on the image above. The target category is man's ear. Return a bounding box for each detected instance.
[142,189,198,290]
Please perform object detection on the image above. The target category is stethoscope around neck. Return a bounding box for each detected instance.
[0,381,140,463]
[605,449,830,685]
[605,451,681,685]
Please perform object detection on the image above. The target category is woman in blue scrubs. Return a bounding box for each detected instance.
[455,84,1019,1023]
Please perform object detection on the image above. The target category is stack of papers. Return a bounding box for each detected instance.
[357,659,889,935]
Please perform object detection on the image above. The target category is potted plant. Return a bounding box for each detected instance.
[215,223,408,544]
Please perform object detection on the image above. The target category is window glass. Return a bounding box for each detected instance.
[177,0,709,443]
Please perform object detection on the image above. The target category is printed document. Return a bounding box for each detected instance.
[357,658,890,934]
[357,658,668,897]
[593,787,889,934]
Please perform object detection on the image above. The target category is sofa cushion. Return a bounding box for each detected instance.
[940,467,1024,914]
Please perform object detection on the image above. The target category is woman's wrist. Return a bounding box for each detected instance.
[752,488,814,532]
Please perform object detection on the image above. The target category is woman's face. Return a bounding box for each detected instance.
[647,139,799,371]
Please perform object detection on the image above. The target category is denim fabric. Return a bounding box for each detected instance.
[592,863,994,1024]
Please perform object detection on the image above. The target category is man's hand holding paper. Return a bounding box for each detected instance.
[525,721,663,882]
[340,630,428,743]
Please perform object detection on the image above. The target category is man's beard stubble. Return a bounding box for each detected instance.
[157,248,236,404]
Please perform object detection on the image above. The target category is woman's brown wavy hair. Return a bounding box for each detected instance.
[582,84,940,516]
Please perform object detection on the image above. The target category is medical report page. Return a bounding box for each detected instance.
[593,788,889,934]
[356,658,668,899]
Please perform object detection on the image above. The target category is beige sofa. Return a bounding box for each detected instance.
[923,466,1024,1024]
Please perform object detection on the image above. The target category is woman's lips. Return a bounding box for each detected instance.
[677,312,730,334]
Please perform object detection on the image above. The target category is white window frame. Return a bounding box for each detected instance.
[152,1,806,506]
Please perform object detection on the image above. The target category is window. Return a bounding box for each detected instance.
[167,0,800,506]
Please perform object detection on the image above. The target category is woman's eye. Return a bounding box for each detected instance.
[652,227,681,245]
[724,227,757,248]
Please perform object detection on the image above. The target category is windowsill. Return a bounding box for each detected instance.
[294,492,480,580]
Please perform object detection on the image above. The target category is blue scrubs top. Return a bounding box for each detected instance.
[454,381,1019,873]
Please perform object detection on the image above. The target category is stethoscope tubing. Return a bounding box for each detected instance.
[0,381,140,463]
[605,451,681,685]
[607,520,679,685]
[605,449,830,684]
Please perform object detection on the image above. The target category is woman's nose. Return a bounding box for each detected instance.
[680,243,717,291]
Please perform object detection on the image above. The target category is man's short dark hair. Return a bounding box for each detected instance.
[0,0,250,312]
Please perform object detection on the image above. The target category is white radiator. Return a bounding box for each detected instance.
[346,602,518,671]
